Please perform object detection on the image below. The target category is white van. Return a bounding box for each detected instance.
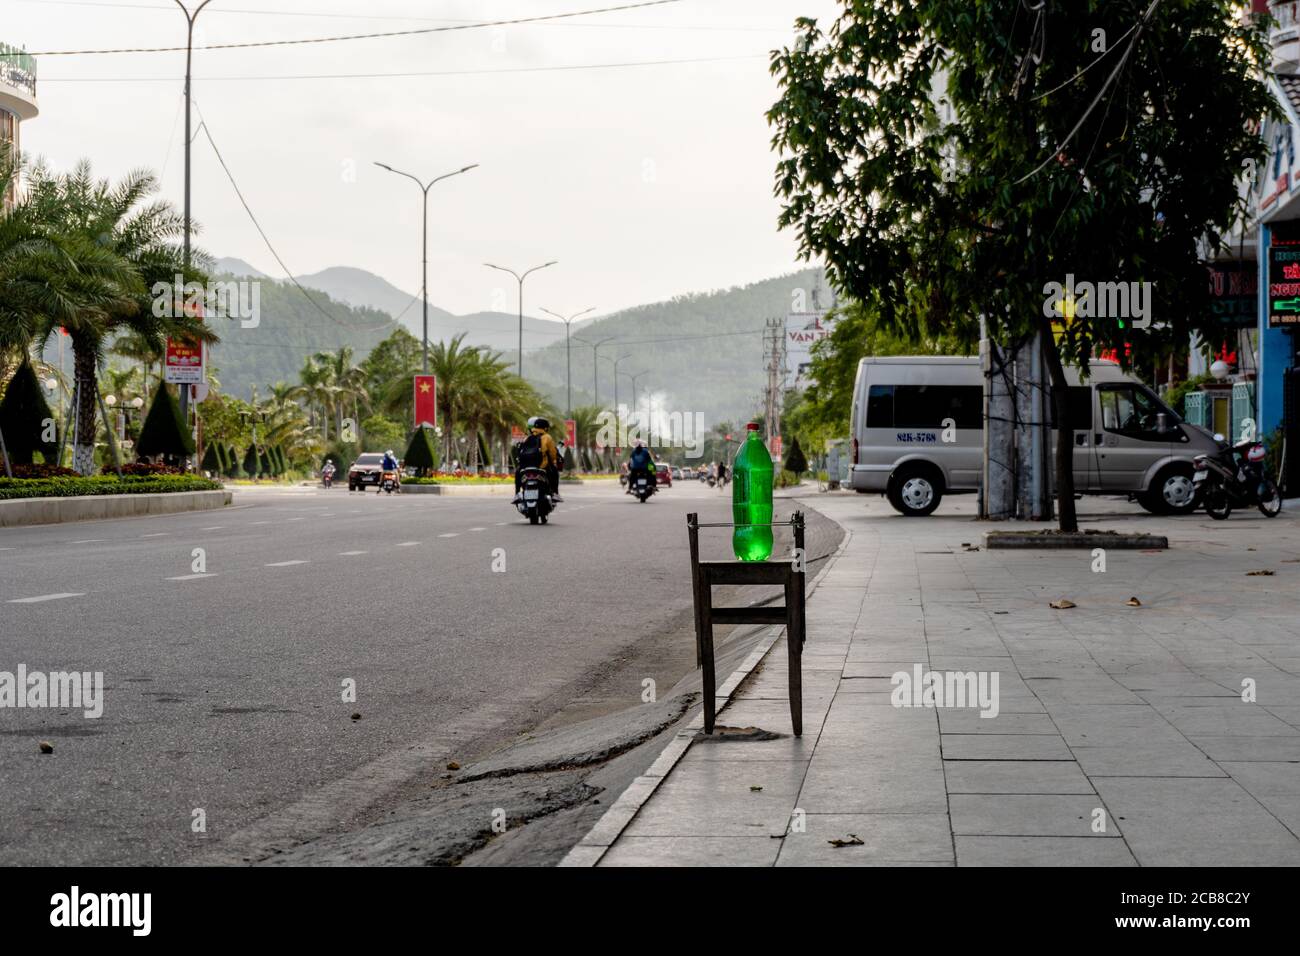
[848,356,1219,516]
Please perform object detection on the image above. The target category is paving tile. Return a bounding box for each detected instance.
[798,763,948,814]
[1071,742,1225,778]
[774,813,953,866]
[619,757,807,838]
[942,734,1074,761]
[955,836,1136,867]
[1189,736,1300,762]
[600,836,781,867]
[938,711,1060,735]
[944,759,1095,794]
[949,794,1121,838]
[1092,777,1300,865]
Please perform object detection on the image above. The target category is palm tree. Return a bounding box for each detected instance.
[22,161,216,473]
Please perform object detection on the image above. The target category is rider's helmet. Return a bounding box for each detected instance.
[528,416,551,431]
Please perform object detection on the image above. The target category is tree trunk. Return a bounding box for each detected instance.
[1039,316,1078,532]
[72,342,99,475]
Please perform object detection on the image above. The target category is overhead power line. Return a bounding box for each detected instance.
[38,54,766,84]
[24,0,682,56]
[193,107,393,336]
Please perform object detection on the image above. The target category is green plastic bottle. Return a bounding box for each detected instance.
[732,422,773,561]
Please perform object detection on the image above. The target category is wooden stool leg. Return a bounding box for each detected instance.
[785,572,803,737]
[701,589,716,735]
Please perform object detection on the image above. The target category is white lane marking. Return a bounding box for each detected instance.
[338,550,368,556]
[201,526,223,531]
[250,521,271,526]
[8,592,85,604]
[396,541,420,547]
[469,527,486,532]
[494,522,508,526]
[167,573,219,581]
[141,532,169,538]
[438,533,459,538]
[0,548,15,552]
[286,517,305,522]
[321,513,336,517]
[265,560,309,567]
[71,539,106,544]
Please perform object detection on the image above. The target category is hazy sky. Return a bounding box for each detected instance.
[8,0,841,323]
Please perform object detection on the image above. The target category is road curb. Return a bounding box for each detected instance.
[984,530,1169,549]
[558,500,851,867]
[0,489,233,527]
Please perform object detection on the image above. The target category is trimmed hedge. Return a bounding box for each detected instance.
[0,474,222,500]
[0,359,57,465]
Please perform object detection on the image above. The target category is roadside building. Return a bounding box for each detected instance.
[0,41,38,210]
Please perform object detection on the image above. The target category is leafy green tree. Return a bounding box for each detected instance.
[0,359,57,466]
[225,444,242,478]
[768,0,1276,530]
[136,385,194,463]
[242,445,258,478]
[23,161,216,474]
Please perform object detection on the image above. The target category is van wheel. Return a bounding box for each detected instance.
[1140,464,1197,516]
[887,465,943,517]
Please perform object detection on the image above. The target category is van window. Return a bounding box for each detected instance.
[1098,385,1169,440]
[894,385,982,429]
[866,385,893,428]
[1048,386,1094,429]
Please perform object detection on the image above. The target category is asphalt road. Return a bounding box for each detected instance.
[0,478,841,865]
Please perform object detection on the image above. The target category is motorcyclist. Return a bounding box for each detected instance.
[381,449,400,492]
[626,440,656,495]
[321,460,336,487]
[515,416,561,501]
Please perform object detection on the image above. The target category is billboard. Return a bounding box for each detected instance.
[163,338,204,384]
[784,311,833,388]
[1269,226,1300,328]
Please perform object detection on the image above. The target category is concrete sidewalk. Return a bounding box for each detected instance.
[582,493,1300,866]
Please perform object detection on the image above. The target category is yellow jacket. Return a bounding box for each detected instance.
[532,428,559,468]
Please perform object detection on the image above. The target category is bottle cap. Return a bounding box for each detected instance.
[746,422,760,431]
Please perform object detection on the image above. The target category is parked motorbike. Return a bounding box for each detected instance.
[380,469,398,494]
[515,466,555,524]
[1193,435,1282,520]
[632,473,655,503]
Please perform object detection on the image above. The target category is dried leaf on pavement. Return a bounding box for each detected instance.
[1126,597,1142,607]
[1049,599,1077,609]
[828,834,864,848]
[1246,570,1275,576]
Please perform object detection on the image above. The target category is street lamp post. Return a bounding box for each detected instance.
[540,307,596,417]
[602,353,632,447]
[484,261,557,379]
[625,370,649,438]
[173,0,215,454]
[374,161,479,373]
[575,335,617,409]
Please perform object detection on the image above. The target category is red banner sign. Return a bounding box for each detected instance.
[413,375,437,429]
[564,418,576,448]
[164,338,204,384]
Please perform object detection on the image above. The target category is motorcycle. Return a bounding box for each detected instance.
[515,466,555,524]
[632,473,655,503]
[1193,435,1282,520]
[322,469,334,489]
[380,469,398,494]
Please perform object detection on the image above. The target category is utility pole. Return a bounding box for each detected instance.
[375,162,479,373]
[540,306,596,416]
[762,318,785,450]
[174,0,214,464]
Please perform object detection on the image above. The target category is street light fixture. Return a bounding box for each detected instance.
[484,261,557,379]
[374,161,479,373]
[539,307,596,417]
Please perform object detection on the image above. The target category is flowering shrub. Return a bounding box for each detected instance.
[7,463,79,479]
[106,462,182,477]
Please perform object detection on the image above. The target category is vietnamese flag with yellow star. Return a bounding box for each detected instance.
[413,375,437,429]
